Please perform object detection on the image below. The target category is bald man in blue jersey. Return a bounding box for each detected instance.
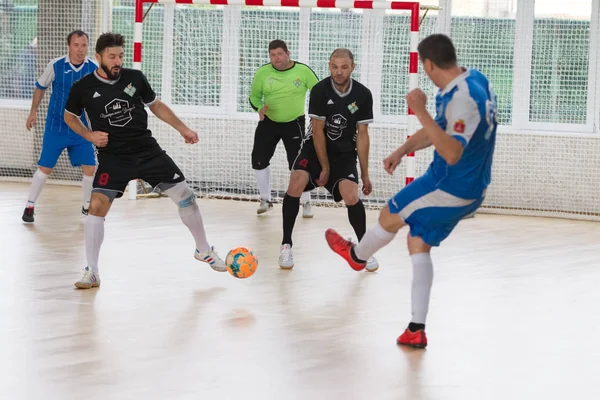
[22,30,97,223]
[326,34,498,349]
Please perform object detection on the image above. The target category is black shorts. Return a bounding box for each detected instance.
[93,146,185,198]
[292,141,358,202]
[251,115,305,170]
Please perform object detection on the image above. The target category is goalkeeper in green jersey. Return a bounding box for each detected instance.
[249,39,319,217]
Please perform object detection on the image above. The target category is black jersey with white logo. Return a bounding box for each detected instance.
[65,68,159,154]
[307,77,374,155]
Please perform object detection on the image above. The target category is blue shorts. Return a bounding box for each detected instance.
[38,129,96,169]
[388,176,485,246]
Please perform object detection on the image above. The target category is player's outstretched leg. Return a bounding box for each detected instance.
[326,204,402,271]
[327,180,383,272]
[160,182,226,272]
[396,235,432,349]
[75,192,111,289]
[22,167,51,223]
[280,170,311,269]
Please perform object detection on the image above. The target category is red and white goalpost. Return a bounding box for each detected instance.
[129,0,426,200]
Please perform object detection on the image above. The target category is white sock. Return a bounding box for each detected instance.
[26,169,49,206]
[354,222,396,261]
[85,215,105,274]
[255,167,271,201]
[82,175,94,209]
[411,253,434,324]
[300,191,311,204]
[164,183,211,253]
[180,204,210,253]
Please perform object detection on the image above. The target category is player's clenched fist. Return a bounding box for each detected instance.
[180,128,199,144]
[88,131,109,147]
[405,88,428,115]
[383,150,403,175]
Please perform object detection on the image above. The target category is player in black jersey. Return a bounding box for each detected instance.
[277,48,378,272]
[63,33,227,289]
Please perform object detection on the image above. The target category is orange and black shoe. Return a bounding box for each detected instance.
[397,327,428,349]
[325,228,366,271]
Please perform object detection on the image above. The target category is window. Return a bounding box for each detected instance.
[0,1,37,100]
[530,1,591,124]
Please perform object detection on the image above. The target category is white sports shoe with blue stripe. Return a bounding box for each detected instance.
[194,247,227,272]
[74,266,101,289]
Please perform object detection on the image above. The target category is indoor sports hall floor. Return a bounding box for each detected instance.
[1,181,599,400]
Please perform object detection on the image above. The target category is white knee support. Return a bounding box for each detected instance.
[164,181,198,216]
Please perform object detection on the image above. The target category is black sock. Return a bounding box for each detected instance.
[346,200,366,241]
[350,246,366,263]
[282,193,300,246]
[408,322,425,332]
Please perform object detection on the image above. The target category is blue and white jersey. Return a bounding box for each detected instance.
[36,55,97,137]
[423,68,498,199]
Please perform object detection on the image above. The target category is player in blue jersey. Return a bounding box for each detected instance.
[325,34,498,348]
[22,30,97,223]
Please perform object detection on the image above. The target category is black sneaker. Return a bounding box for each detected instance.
[22,206,35,223]
[82,206,89,216]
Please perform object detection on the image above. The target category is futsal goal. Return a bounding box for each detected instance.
[128,0,439,205]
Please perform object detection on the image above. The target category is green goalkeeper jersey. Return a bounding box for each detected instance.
[249,61,319,123]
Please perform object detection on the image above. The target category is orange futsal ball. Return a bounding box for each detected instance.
[225,247,258,279]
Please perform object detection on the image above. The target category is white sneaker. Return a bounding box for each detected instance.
[365,256,379,272]
[302,202,314,218]
[279,244,294,270]
[74,266,101,289]
[257,200,273,215]
[195,247,227,272]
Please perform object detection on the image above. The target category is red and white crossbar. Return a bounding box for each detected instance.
[134,0,419,189]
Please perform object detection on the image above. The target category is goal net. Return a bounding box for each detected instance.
[127,0,438,205]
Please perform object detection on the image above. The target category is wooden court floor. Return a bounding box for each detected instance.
[1,181,599,400]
